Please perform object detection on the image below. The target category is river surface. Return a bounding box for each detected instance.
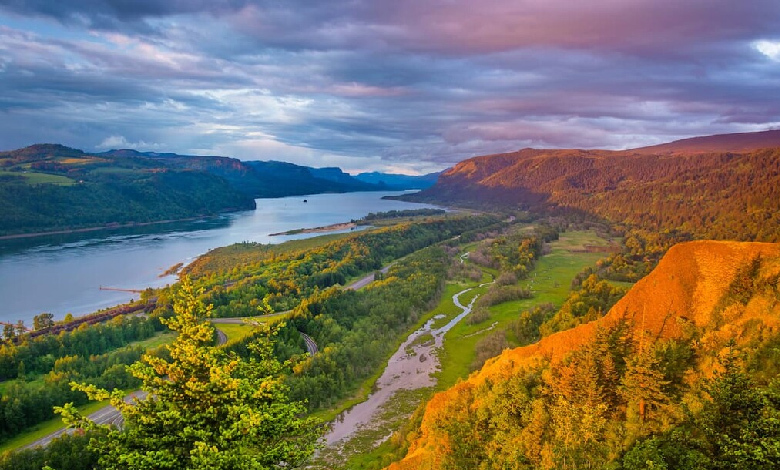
[0,191,439,325]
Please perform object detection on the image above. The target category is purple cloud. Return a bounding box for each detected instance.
[0,0,779,173]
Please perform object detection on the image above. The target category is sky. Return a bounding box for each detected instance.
[1,1,779,174]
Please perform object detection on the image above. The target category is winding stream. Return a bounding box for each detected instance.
[324,275,493,446]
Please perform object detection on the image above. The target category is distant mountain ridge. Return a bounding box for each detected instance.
[354,171,440,190]
[0,144,429,237]
[406,129,780,242]
[630,128,780,154]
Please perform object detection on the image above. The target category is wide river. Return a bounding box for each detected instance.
[0,191,439,325]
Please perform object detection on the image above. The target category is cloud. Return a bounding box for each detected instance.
[1,1,779,172]
[755,40,780,61]
[96,135,163,150]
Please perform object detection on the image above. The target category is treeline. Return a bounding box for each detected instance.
[0,346,146,442]
[0,431,100,470]
[0,315,161,381]
[467,223,558,276]
[0,171,255,236]
[279,246,450,411]
[500,227,676,348]
[415,147,780,242]
[359,208,446,222]
[185,215,502,317]
[390,246,780,470]
[423,317,780,470]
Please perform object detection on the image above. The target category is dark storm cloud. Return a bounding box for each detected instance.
[1,0,779,172]
[0,0,249,26]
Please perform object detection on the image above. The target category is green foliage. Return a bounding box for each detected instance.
[468,229,546,276]
[509,303,556,345]
[0,431,100,470]
[184,216,499,317]
[0,171,255,237]
[412,146,780,242]
[359,208,446,222]
[59,277,321,470]
[471,330,509,371]
[282,246,450,411]
[623,355,780,470]
[0,316,163,444]
[540,274,628,337]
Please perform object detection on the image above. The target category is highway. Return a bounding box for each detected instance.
[346,264,392,290]
[25,262,393,449]
[25,327,228,450]
[25,391,146,449]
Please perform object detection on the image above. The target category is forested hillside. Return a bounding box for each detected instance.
[389,240,780,469]
[407,132,780,242]
[0,143,418,236]
[0,145,256,236]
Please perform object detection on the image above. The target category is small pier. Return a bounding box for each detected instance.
[99,286,144,294]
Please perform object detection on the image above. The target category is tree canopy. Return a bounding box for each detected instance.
[58,277,321,470]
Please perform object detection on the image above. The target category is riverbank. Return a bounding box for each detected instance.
[0,216,214,241]
[312,269,493,468]
[269,221,356,236]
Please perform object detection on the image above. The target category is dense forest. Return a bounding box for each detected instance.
[5,132,780,470]
[0,315,165,443]
[406,147,780,242]
[0,212,506,468]
[183,215,502,316]
[0,145,256,236]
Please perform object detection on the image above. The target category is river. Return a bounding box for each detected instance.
[0,191,439,325]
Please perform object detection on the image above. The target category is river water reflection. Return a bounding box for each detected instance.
[0,191,439,324]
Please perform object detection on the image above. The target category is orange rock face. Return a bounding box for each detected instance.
[387,240,780,470]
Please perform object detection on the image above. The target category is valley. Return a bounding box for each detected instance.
[2,130,780,470]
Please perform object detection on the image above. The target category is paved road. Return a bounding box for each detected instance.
[300,332,319,355]
[25,391,147,449]
[27,327,230,450]
[215,328,227,345]
[28,264,390,449]
[346,265,392,290]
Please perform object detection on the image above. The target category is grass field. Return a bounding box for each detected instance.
[0,170,75,186]
[212,322,259,342]
[327,230,615,468]
[434,230,614,390]
[132,331,176,350]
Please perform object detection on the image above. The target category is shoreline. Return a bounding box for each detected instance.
[0,216,215,241]
[269,221,357,236]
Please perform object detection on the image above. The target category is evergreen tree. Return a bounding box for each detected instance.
[58,277,321,470]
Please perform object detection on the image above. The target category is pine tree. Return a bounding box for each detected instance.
[58,277,321,470]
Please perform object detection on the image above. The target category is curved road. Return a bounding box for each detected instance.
[25,327,229,450]
[346,265,393,290]
[27,262,391,450]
